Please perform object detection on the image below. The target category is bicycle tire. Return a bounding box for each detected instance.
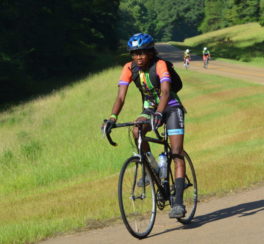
[169,151,198,224]
[118,156,156,239]
[184,59,189,70]
[204,58,208,69]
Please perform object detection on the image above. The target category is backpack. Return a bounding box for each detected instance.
[131,57,183,94]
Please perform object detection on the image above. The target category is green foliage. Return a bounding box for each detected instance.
[170,0,204,41]
[199,0,227,32]
[119,0,157,38]
[0,0,120,105]
[119,0,204,41]
[260,0,264,25]
[120,0,264,39]
[200,0,263,32]
[229,0,260,24]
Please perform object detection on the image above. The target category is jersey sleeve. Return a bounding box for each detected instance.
[118,62,132,86]
[156,60,171,84]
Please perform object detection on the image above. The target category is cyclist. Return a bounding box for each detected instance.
[183,49,191,68]
[104,33,186,218]
[202,47,211,65]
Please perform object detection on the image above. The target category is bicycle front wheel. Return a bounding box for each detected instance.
[204,59,208,68]
[118,156,156,239]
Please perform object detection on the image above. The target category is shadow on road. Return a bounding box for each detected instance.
[149,199,264,238]
[187,199,264,229]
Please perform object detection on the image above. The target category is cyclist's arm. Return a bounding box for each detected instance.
[110,63,132,119]
[156,81,170,113]
[111,85,128,119]
[156,60,170,113]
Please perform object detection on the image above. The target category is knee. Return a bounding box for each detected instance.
[133,127,139,139]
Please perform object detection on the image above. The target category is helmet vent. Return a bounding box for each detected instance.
[132,41,139,47]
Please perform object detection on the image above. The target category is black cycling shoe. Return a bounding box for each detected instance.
[169,204,186,218]
[137,175,150,187]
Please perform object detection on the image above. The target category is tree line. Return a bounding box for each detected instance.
[0,0,119,104]
[0,0,263,105]
[119,0,264,40]
[200,0,264,32]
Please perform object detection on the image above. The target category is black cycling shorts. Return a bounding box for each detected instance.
[138,106,185,135]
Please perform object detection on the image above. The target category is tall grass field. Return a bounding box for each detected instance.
[0,64,264,243]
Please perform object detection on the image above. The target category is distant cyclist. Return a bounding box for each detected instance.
[183,49,191,69]
[103,33,187,218]
[202,47,211,68]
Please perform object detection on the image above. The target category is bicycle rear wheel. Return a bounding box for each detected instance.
[118,156,156,239]
[169,151,198,224]
[184,60,189,70]
[204,59,208,68]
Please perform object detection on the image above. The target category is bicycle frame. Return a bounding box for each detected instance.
[184,58,190,64]
[203,55,209,68]
[138,125,173,202]
[105,121,174,204]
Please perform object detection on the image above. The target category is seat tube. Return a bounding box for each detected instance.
[137,126,143,155]
[138,126,147,195]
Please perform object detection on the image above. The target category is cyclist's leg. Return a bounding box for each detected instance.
[133,109,153,187]
[165,106,186,218]
[203,55,209,67]
[132,109,152,152]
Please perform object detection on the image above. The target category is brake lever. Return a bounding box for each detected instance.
[101,119,108,137]
[150,115,163,140]
[102,119,117,146]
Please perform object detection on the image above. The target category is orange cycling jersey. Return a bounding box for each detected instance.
[119,60,170,85]
[118,60,181,108]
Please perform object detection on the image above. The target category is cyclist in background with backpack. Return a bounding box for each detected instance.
[104,33,187,218]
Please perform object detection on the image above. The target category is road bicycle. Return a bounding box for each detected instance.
[103,119,198,239]
[203,56,209,68]
[184,58,190,70]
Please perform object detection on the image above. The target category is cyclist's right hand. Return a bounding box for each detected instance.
[101,119,116,135]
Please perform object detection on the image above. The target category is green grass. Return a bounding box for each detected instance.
[169,22,264,65]
[216,57,264,67]
[0,65,264,243]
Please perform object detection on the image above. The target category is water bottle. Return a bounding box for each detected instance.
[158,153,167,179]
[146,152,159,174]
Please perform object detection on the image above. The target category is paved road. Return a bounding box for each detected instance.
[156,43,264,85]
[39,44,264,244]
[40,186,264,244]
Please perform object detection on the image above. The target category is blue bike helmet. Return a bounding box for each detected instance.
[127,33,154,51]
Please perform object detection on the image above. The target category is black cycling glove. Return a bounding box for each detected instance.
[152,111,163,130]
[104,119,116,134]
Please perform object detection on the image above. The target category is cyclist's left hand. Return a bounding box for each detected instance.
[102,119,116,135]
[152,112,163,130]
